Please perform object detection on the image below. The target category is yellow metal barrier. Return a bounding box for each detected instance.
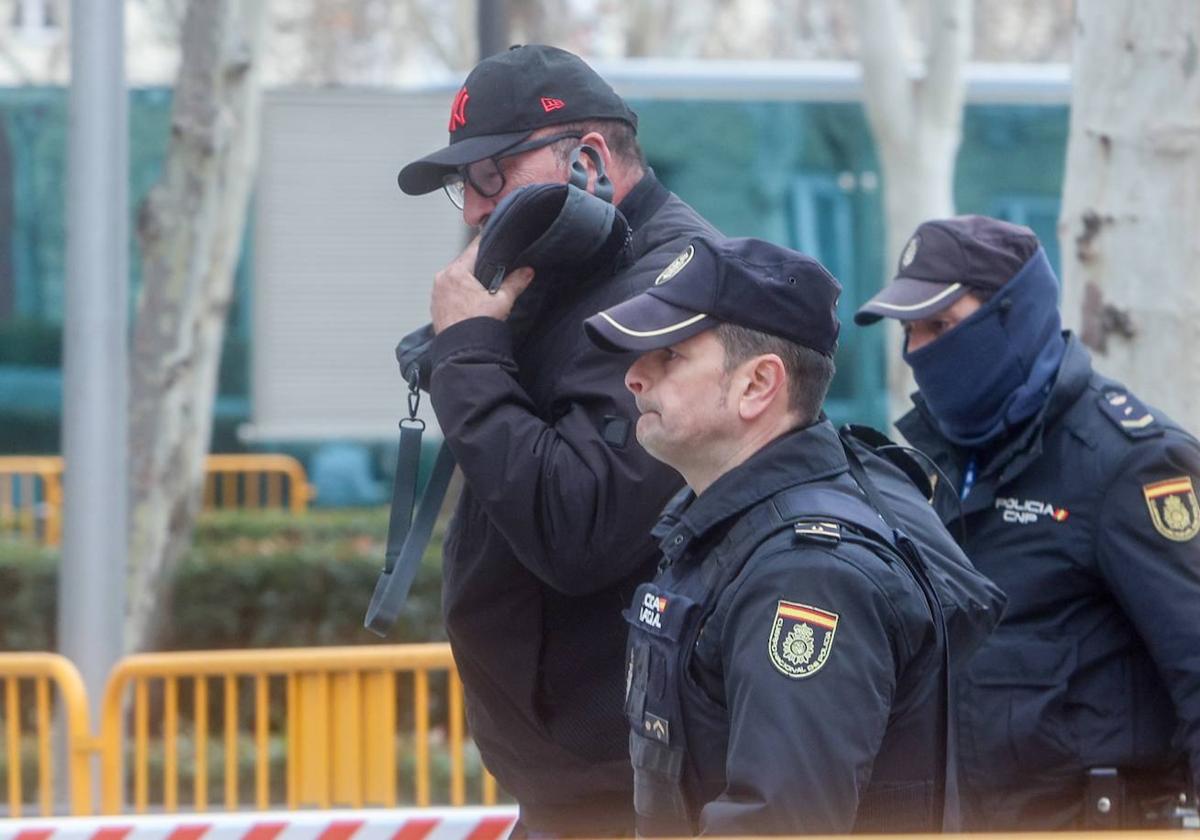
[0,454,314,546]
[203,454,315,513]
[0,653,93,816]
[0,457,63,547]
[97,643,496,815]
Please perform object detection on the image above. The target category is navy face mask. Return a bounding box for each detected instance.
[903,247,1067,448]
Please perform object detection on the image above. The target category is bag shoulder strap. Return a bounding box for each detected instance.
[364,375,457,636]
[697,481,903,609]
[837,430,960,832]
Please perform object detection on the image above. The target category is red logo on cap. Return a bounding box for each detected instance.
[449,87,469,132]
[540,97,565,113]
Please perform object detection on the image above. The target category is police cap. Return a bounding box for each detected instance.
[584,236,841,357]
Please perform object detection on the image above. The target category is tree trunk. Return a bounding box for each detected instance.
[1059,0,1200,431]
[855,0,971,422]
[127,0,267,652]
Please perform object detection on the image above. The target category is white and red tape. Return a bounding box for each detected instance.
[0,808,519,840]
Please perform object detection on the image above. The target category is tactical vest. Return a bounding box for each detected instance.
[623,429,1003,835]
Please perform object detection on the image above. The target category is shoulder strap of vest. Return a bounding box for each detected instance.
[841,423,935,499]
[771,484,899,552]
[698,481,903,598]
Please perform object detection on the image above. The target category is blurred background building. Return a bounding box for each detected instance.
[0,0,1073,503]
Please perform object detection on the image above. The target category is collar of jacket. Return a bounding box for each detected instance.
[656,419,848,564]
[898,332,1094,496]
[616,167,671,234]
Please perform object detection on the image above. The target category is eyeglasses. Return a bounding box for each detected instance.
[442,132,583,210]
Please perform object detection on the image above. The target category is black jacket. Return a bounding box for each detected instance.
[625,422,987,836]
[899,334,1200,830]
[428,172,718,834]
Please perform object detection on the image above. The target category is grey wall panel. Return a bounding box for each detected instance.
[249,89,461,440]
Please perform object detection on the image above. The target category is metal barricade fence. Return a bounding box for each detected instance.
[0,458,63,547]
[96,644,497,815]
[0,455,314,546]
[0,654,93,817]
[202,455,315,513]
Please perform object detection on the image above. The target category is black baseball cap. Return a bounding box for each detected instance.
[584,237,841,357]
[854,215,1040,325]
[397,45,638,196]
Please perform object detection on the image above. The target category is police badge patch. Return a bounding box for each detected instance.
[768,600,838,679]
[1143,476,1200,542]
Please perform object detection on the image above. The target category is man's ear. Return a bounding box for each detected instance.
[736,355,789,422]
[576,131,615,190]
[566,131,614,195]
[568,145,612,201]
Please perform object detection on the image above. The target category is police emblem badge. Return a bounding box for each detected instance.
[654,244,694,285]
[768,600,838,678]
[900,234,920,269]
[1143,476,1200,542]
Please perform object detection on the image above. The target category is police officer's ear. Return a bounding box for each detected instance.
[733,354,790,423]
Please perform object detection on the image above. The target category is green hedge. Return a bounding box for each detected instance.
[0,539,58,650]
[0,506,446,652]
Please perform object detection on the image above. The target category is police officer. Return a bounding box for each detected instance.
[583,236,1001,835]
[395,46,717,835]
[855,215,1200,830]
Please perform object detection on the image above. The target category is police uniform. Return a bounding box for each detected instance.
[898,334,1200,829]
[584,235,1003,835]
[623,420,963,836]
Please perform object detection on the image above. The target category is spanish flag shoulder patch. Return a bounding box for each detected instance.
[768,600,839,679]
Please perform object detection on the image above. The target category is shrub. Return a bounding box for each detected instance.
[0,506,446,651]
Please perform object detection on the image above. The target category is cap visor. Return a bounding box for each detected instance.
[584,293,716,353]
[853,278,968,326]
[397,129,533,195]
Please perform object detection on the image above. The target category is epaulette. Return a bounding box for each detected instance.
[792,519,841,546]
[1098,389,1162,439]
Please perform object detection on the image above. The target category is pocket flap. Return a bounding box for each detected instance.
[968,637,1076,687]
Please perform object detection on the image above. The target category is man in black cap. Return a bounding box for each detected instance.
[856,215,1200,830]
[583,236,1002,835]
[396,45,716,835]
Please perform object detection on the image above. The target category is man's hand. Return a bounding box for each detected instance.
[431,236,535,333]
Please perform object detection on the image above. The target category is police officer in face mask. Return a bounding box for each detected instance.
[583,236,1002,836]
[856,215,1200,830]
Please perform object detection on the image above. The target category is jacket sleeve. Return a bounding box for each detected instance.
[695,547,915,835]
[428,315,683,595]
[1094,430,1200,790]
